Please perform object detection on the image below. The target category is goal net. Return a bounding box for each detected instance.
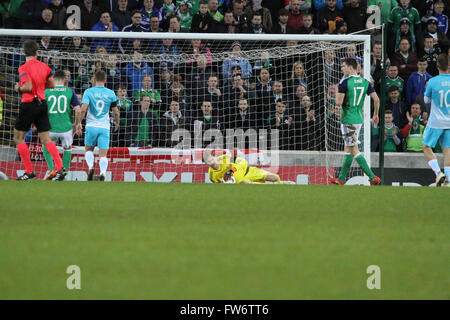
[0,30,371,184]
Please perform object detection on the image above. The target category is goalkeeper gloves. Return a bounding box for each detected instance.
[222,168,237,183]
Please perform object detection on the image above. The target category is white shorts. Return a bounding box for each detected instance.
[340,123,362,147]
[50,130,73,149]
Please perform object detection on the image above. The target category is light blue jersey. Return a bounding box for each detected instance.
[424,74,450,129]
[82,86,117,130]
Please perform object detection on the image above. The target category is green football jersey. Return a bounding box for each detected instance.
[385,76,404,99]
[117,98,132,127]
[388,5,421,34]
[339,76,374,125]
[133,89,162,103]
[45,86,78,133]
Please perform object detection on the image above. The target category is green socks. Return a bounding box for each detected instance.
[63,150,72,171]
[338,153,353,181]
[355,153,375,180]
[43,145,54,171]
[43,147,72,172]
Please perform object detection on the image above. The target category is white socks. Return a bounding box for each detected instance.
[99,157,108,175]
[85,151,94,169]
[428,159,442,177]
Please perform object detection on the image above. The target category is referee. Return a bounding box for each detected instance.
[14,40,66,181]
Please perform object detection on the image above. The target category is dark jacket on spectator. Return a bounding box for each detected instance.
[390,51,419,83]
[158,111,188,147]
[341,3,367,33]
[48,2,67,30]
[317,6,343,33]
[272,22,297,34]
[111,8,131,31]
[80,2,101,31]
[190,12,215,33]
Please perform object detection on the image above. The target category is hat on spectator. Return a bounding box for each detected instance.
[335,18,347,30]
[427,16,438,24]
[399,17,410,25]
[231,41,241,50]
[179,0,192,8]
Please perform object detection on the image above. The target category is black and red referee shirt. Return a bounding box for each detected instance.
[18,58,53,103]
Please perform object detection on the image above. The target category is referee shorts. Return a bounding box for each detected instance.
[15,98,51,133]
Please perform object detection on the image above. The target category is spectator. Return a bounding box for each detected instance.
[334,17,347,34]
[164,74,189,116]
[317,0,343,34]
[39,36,56,52]
[141,0,161,30]
[285,0,312,13]
[222,41,252,79]
[261,0,284,28]
[371,110,402,152]
[433,0,448,35]
[35,8,58,29]
[250,67,273,113]
[231,0,249,33]
[159,100,188,147]
[340,44,363,69]
[229,98,256,130]
[243,12,269,34]
[391,37,418,83]
[421,34,441,76]
[291,94,316,150]
[244,0,273,32]
[155,68,173,103]
[385,64,405,102]
[191,0,215,32]
[287,0,303,30]
[193,100,222,147]
[122,50,154,98]
[314,0,343,11]
[251,50,273,84]
[133,74,161,105]
[168,14,181,32]
[224,74,248,121]
[371,41,383,91]
[389,17,416,56]
[130,95,159,147]
[217,0,232,14]
[422,16,450,53]
[287,61,308,95]
[91,11,120,53]
[19,0,47,29]
[212,10,236,33]
[185,39,213,67]
[322,49,341,85]
[104,54,125,91]
[399,103,426,152]
[405,58,432,106]
[113,83,133,147]
[289,83,307,107]
[48,0,67,30]
[177,0,194,32]
[413,79,431,116]
[160,0,176,29]
[159,38,180,71]
[386,85,407,128]
[272,8,297,34]
[342,0,366,33]
[80,0,101,31]
[388,0,422,52]
[112,0,132,30]
[208,0,223,22]
[0,0,25,28]
[186,54,211,108]
[367,0,397,26]
[119,10,148,54]
[148,13,163,31]
[266,99,293,150]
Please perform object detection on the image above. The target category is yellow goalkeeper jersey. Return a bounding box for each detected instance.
[208,154,249,183]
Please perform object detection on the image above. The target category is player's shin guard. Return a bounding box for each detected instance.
[63,149,72,171]
[354,153,375,180]
[43,145,54,171]
[45,142,63,171]
[17,142,33,174]
[85,151,94,169]
[99,157,108,175]
[338,153,353,181]
[428,159,442,176]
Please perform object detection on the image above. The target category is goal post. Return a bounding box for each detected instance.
[0,29,372,184]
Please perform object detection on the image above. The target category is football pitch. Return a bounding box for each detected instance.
[0,181,448,300]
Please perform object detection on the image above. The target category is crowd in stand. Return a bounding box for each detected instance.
[0,0,449,152]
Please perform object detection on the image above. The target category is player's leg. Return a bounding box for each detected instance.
[422,126,445,186]
[97,128,111,181]
[14,102,35,179]
[84,127,97,181]
[43,132,59,180]
[440,129,450,185]
[331,124,357,185]
[61,130,74,171]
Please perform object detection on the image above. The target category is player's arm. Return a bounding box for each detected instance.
[15,81,32,93]
[336,79,347,108]
[46,77,55,89]
[80,103,88,120]
[111,101,120,132]
[370,92,380,126]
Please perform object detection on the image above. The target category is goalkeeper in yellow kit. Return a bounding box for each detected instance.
[203,151,286,184]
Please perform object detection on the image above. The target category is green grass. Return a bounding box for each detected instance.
[0,182,449,299]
